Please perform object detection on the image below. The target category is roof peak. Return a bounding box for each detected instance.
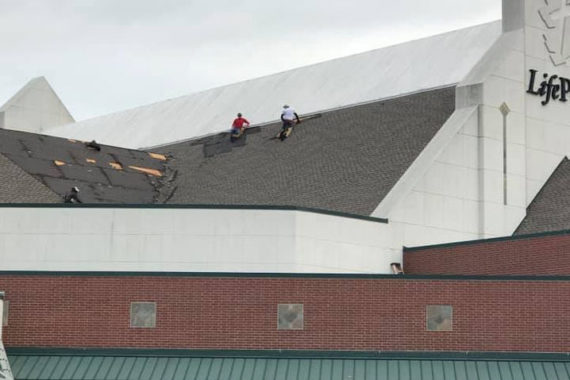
[0,76,74,133]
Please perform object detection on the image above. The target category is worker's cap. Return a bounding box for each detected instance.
[283,104,289,109]
[72,186,80,192]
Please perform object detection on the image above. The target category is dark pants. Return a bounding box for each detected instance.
[281,120,293,130]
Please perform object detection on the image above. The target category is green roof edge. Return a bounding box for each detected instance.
[0,271,569,281]
[404,228,570,252]
[7,348,570,361]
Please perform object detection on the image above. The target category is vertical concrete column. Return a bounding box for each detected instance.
[475,1,527,238]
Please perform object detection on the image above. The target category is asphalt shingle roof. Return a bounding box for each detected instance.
[515,157,570,235]
[0,129,170,204]
[0,88,455,213]
[0,153,60,203]
[158,87,456,215]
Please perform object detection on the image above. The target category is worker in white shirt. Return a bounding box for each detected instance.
[279,105,301,141]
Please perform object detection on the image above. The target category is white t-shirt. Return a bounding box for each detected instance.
[281,107,296,121]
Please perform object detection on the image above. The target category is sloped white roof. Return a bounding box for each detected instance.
[48,21,502,149]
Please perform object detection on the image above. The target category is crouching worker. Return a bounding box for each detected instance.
[63,186,82,204]
[230,113,250,140]
[279,105,300,141]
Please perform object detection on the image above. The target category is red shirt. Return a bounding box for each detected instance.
[232,117,249,129]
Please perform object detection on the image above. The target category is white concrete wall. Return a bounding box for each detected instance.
[294,211,399,273]
[372,106,484,246]
[470,0,570,238]
[374,31,529,245]
[523,0,570,203]
[384,110,483,246]
[373,0,570,248]
[0,207,394,273]
[371,29,530,245]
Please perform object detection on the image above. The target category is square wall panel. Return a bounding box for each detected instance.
[426,305,453,331]
[278,304,303,330]
[130,302,156,328]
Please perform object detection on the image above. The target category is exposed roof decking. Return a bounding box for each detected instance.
[47,22,501,149]
[0,129,171,204]
[159,87,455,216]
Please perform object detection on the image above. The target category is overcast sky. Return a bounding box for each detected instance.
[0,0,500,121]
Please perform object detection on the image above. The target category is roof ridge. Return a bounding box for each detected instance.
[147,84,457,149]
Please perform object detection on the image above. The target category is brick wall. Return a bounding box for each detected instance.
[404,232,570,276]
[0,274,569,352]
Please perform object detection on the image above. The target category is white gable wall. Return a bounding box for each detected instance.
[0,77,74,133]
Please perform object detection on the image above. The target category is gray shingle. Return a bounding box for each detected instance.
[515,157,570,235]
[158,87,455,215]
[0,153,60,203]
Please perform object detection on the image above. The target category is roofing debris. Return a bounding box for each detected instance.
[0,129,171,204]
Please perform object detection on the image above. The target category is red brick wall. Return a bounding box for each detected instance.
[404,232,570,276]
[0,275,569,352]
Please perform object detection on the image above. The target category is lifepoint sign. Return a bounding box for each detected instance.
[527,69,570,105]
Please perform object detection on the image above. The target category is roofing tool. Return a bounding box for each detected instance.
[85,140,101,151]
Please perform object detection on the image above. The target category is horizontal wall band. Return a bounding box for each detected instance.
[0,271,568,282]
[0,203,388,224]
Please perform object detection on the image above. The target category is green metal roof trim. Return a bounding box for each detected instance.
[404,228,570,252]
[2,271,570,281]
[9,354,570,380]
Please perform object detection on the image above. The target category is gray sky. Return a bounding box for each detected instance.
[0,0,500,121]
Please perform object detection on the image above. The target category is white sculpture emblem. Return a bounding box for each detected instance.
[539,0,570,65]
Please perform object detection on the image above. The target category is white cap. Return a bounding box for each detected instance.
[72,186,80,192]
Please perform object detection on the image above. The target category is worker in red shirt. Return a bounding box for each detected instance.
[231,113,250,138]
